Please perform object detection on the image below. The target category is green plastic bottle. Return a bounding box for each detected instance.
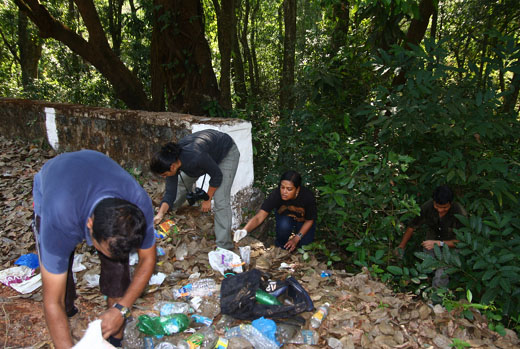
[137,314,190,337]
[255,289,282,305]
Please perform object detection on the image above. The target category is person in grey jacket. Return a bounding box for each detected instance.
[150,129,240,250]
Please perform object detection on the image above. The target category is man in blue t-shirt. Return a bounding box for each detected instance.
[33,150,156,348]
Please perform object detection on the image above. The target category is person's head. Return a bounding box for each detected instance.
[279,170,302,201]
[150,142,182,177]
[88,198,146,260]
[432,185,454,216]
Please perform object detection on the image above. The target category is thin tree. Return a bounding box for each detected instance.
[280,0,296,112]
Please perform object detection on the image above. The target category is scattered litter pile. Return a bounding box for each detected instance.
[0,135,519,348]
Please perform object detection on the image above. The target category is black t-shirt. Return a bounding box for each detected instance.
[261,186,317,222]
[409,199,467,241]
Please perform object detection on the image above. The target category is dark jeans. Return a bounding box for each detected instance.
[274,212,315,248]
[33,215,131,314]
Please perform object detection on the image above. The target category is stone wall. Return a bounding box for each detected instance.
[0,98,255,228]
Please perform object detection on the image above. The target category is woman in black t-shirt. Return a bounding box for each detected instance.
[236,170,317,252]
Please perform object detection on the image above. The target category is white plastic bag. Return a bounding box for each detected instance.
[208,248,244,275]
[73,320,115,348]
[0,266,41,293]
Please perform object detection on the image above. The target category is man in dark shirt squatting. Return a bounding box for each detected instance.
[396,185,467,288]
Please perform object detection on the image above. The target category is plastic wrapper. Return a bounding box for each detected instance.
[208,248,243,275]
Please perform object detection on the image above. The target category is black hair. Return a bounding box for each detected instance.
[432,185,454,204]
[92,198,147,260]
[150,142,181,174]
[280,170,302,188]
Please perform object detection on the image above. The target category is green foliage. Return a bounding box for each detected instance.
[450,338,471,349]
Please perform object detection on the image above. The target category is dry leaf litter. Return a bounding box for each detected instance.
[0,135,518,349]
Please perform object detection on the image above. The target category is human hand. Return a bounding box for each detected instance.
[233,229,247,243]
[154,212,164,225]
[99,307,125,339]
[201,199,211,212]
[421,240,440,250]
[284,235,300,252]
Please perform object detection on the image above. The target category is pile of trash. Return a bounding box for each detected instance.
[1,135,519,349]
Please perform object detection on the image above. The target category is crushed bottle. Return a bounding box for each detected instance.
[240,324,279,349]
[137,314,190,337]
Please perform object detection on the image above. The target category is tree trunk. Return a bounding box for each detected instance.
[15,0,150,110]
[250,0,260,96]
[107,0,124,56]
[240,0,255,94]
[151,0,220,114]
[232,0,247,109]
[330,0,349,56]
[280,0,296,112]
[502,63,520,114]
[213,0,233,110]
[392,0,436,86]
[17,10,41,88]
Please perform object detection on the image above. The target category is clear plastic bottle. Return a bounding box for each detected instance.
[288,329,319,345]
[191,314,213,326]
[154,301,191,316]
[275,323,299,344]
[239,324,279,349]
[200,326,218,348]
[143,336,155,349]
[155,342,177,349]
[174,278,217,299]
[215,314,234,331]
[310,302,330,328]
[191,278,217,297]
[224,325,242,339]
[177,326,217,349]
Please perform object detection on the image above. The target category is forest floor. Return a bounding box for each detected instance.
[0,135,519,349]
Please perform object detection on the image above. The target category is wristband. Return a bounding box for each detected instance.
[440,241,444,247]
[113,303,131,320]
[296,232,303,239]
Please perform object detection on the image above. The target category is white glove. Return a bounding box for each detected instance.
[233,229,248,243]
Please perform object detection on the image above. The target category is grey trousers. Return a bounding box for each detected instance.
[174,144,240,249]
[424,248,449,288]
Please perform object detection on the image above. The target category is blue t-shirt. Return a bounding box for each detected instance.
[33,150,155,274]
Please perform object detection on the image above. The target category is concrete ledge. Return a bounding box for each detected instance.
[0,98,254,228]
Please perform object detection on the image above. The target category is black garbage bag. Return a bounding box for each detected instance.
[220,268,314,320]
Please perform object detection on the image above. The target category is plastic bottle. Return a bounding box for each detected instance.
[191,314,213,326]
[137,314,190,336]
[214,337,229,349]
[143,336,155,349]
[310,302,329,328]
[200,326,218,348]
[255,289,282,305]
[123,318,143,348]
[191,278,217,297]
[177,326,217,349]
[288,329,319,345]
[215,314,234,331]
[155,343,176,349]
[224,325,242,339]
[239,324,279,349]
[174,279,217,299]
[154,301,191,316]
[175,243,188,261]
[275,323,299,344]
